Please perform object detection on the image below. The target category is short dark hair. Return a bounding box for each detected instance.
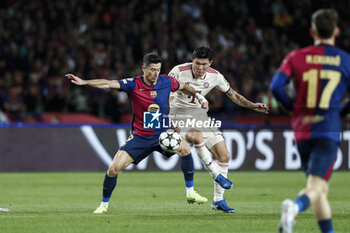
[192,46,213,61]
[311,9,338,39]
[143,53,162,67]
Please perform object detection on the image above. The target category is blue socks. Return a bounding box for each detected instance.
[180,153,194,188]
[318,219,334,233]
[294,195,334,233]
[102,173,117,202]
[294,194,310,213]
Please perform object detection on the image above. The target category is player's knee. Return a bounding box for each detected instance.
[217,150,230,163]
[186,130,203,145]
[177,141,191,156]
[323,184,329,195]
[307,175,328,196]
[307,185,324,202]
[312,184,323,193]
[107,166,121,177]
[318,182,329,196]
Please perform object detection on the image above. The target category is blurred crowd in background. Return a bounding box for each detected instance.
[1,0,350,123]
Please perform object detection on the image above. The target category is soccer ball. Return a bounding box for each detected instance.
[159,129,182,151]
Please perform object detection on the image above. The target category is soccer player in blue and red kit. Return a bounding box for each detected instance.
[270,9,350,233]
[66,53,219,213]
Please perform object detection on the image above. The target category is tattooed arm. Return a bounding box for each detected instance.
[225,88,269,114]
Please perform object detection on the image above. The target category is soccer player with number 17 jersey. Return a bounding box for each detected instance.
[270,9,350,233]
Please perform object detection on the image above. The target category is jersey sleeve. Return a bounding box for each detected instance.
[168,66,180,81]
[118,77,136,93]
[278,50,296,77]
[343,53,350,91]
[270,71,293,111]
[166,75,180,92]
[167,67,180,92]
[215,73,231,93]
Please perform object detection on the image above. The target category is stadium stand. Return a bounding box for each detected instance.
[0,0,349,124]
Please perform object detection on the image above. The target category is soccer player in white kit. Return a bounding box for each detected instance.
[169,46,269,212]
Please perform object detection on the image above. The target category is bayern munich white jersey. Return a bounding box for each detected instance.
[169,62,231,110]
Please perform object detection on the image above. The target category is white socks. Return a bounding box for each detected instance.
[213,161,229,202]
[194,142,230,202]
[186,187,194,195]
[194,143,219,179]
[101,201,109,207]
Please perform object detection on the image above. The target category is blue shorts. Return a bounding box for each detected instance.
[297,138,338,181]
[120,134,175,164]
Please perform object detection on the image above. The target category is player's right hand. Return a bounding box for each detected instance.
[65,74,87,86]
[195,93,209,109]
[252,103,269,114]
[199,99,209,109]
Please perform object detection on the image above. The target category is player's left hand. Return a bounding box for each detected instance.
[252,103,269,114]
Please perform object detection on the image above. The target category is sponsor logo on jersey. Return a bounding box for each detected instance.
[203,82,209,88]
[147,104,160,112]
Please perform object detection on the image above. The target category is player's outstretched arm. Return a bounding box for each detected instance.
[65,74,120,89]
[226,88,269,114]
[178,82,208,108]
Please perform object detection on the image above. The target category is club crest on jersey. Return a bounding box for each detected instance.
[150,91,157,98]
[203,82,209,88]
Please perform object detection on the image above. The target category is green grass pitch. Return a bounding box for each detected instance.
[0,171,349,233]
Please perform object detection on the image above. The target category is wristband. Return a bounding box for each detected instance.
[195,93,208,103]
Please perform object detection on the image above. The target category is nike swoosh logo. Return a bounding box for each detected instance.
[139,88,147,91]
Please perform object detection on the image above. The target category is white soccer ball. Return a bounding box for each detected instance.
[159,129,182,151]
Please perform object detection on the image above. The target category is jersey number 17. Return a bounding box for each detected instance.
[303,69,341,109]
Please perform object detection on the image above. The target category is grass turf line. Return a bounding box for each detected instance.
[0,171,349,233]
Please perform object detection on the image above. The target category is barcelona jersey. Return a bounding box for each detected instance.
[118,75,179,136]
[270,44,350,142]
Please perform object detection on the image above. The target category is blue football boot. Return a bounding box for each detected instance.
[214,174,233,189]
[211,199,236,213]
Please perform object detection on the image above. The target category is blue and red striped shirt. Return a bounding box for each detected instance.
[270,44,350,142]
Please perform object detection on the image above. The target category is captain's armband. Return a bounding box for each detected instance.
[225,88,235,96]
[195,93,208,103]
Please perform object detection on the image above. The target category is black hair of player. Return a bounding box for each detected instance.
[311,9,338,39]
[143,53,162,67]
[192,46,213,61]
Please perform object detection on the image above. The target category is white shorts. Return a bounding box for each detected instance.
[169,108,224,149]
